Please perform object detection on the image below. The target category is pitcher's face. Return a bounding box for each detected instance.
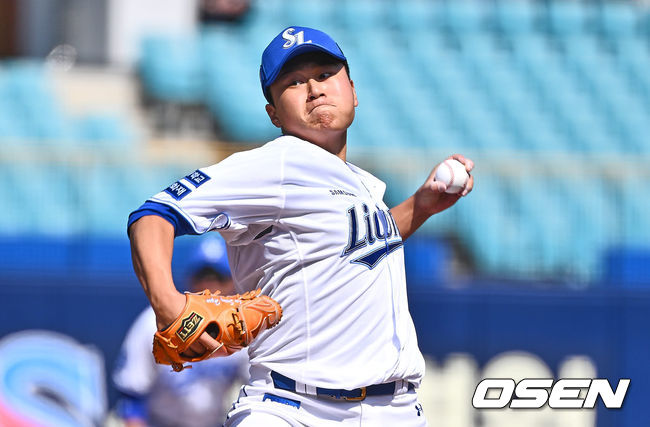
[266,55,358,142]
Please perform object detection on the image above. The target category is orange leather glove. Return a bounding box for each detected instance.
[152,289,282,372]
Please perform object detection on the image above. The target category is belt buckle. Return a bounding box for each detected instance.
[342,386,366,401]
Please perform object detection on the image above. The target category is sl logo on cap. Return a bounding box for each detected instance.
[282,28,312,49]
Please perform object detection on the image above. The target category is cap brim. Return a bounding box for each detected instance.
[264,43,347,92]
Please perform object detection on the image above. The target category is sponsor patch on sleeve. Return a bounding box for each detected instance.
[186,169,211,187]
[164,181,191,200]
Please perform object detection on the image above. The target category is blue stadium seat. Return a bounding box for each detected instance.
[613,103,650,153]
[336,0,387,30]
[562,178,619,279]
[614,39,650,107]
[362,44,413,90]
[0,62,85,145]
[509,34,561,76]
[201,30,277,142]
[277,0,338,31]
[478,61,513,90]
[513,176,576,273]
[74,114,134,147]
[587,66,636,110]
[548,89,608,150]
[405,100,462,150]
[599,2,640,39]
[417,46,467,86]
[457,33,505,71]
[3,61,51,98]
[200,25,243,56]
[76,164,148,235]
[392,0,443,32]
[17,165,81,236]
[402,29,449,63]
[245,0,285,27]
[458,178,521,274]
[614,38,650,70]
[0,164,32,234]
[351,97,409,148]
[0,105,31,142]
[442,1,491,34]
[546,1,596,36]
[139,35,204,103]
[458,104,515,151]
[206,81,278,142]
[562,34,608,71]
[493,0,540,35]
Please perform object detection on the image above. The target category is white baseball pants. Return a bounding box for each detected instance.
[223,368,427,427]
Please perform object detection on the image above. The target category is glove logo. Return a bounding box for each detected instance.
[176,312,203,342]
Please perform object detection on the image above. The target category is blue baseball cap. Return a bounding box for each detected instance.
[260,26,348,103]
[188,234,230,278]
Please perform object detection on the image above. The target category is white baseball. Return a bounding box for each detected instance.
[434,159,469,194]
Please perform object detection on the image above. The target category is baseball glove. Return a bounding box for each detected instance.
[152,289,282,372]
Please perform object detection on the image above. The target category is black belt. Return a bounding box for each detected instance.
[271,370,414,401]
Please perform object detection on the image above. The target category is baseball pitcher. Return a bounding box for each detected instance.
[128,26,474,426]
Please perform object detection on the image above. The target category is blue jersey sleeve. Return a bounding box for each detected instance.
[127,200,197,237]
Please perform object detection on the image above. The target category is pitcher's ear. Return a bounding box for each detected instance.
[266,104,282,128]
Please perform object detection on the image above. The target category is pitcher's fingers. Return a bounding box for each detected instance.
[197,332,223,354]
[449,154,474,172]
[182,341,208,358]
[461,175,475,196]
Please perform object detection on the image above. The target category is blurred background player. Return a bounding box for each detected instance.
[112,234,248,427]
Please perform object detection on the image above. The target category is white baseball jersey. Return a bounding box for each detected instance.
[113,307,248,427]
[129,135,425,390]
